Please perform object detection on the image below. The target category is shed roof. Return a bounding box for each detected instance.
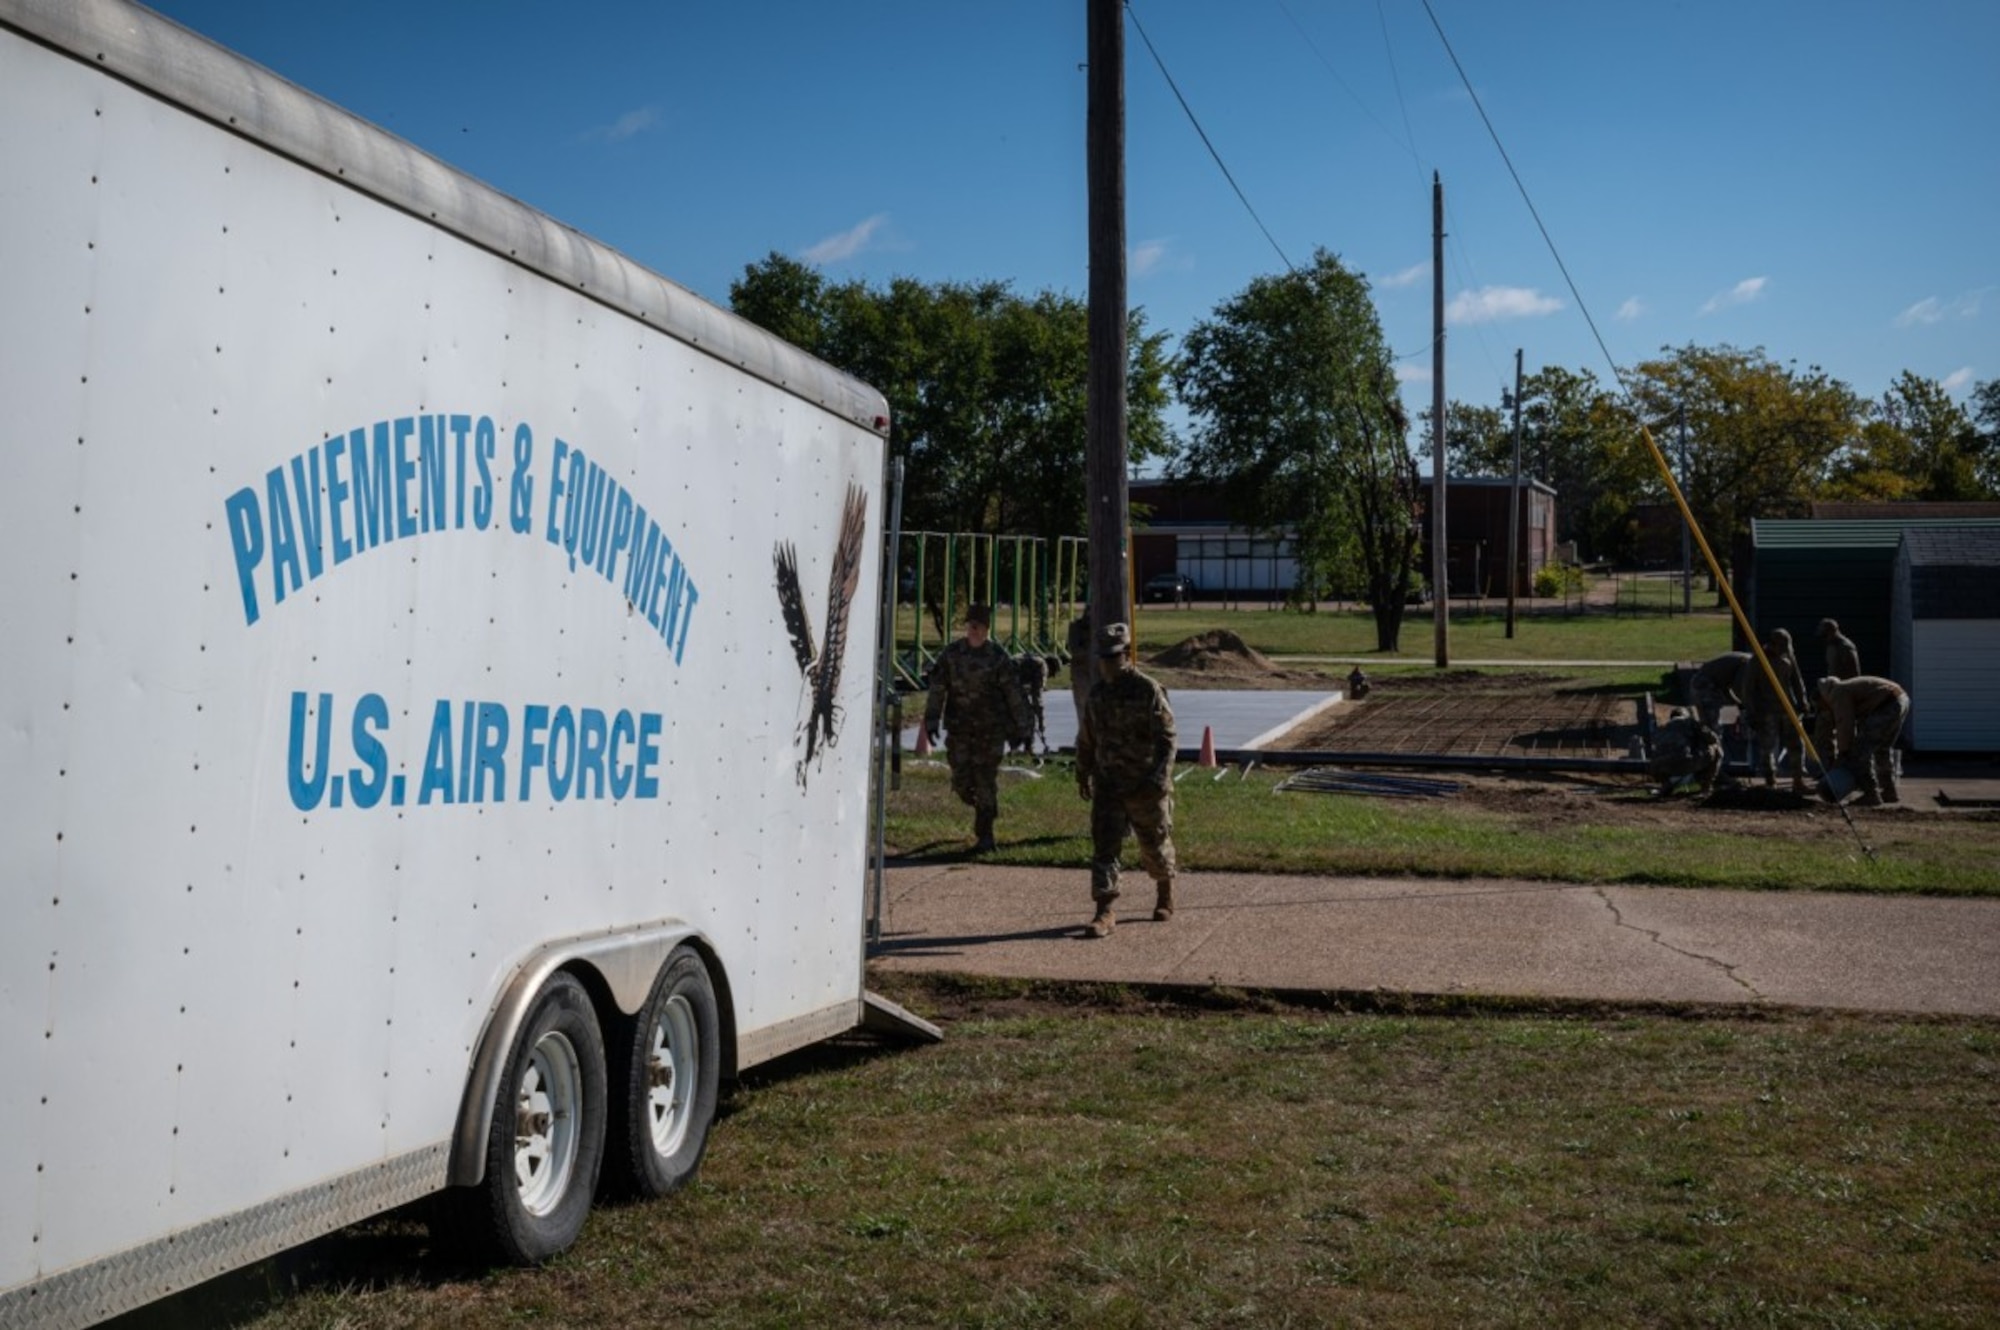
[1900,525,2000,568]
[1811,501,2000,520]
[1751,517,2000,550]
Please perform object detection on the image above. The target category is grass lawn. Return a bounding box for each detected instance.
[902,596,1735,671]
[205,977,1999,1329]
[1123,603,1733,663]
[888,758,2000,897]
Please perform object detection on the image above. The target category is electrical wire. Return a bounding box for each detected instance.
[1126,1,1294,274]
[1417,0,1876,860]
[1419,0,1618,387]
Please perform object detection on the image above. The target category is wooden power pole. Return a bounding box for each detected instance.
[1086,0,1130,644]
[1505,347,1523,638]
[1431,172,1448,667]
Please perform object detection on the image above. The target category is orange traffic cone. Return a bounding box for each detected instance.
[1197,725,1218,768]
[913,722,932,757]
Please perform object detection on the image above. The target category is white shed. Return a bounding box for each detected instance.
[1891,526,2000,752]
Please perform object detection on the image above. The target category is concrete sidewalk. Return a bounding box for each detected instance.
[870,863,2000,1017]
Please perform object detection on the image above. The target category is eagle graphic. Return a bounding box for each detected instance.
[773,483,869,787]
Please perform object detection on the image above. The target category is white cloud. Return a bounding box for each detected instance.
[1445,286,1561,325]
[1396,364,1431,384]
[1698,276,1767,315]
[1941,366,1975,393]
[1376,262,1429,290]
[582,106,660,142]
[1895,289,1986,328]
[1894,297,1945,328]
[1615,297,1646,322]
[1132,238,1170,277]
[801,214,890,265]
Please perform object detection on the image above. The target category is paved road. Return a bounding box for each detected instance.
[870,863,2000,1017]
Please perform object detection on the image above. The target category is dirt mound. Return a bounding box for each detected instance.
[1151,629,1280,675]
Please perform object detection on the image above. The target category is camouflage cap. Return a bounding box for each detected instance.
[1096,622,1132,657]
[965,603,993,625]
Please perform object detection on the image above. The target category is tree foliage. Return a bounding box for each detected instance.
[729,252,1172,544]
[1624,345,1864,579]
[1440,367,1651,560]
[1827,371,1993,502]
[1173,250,1418,650]
[1974,379,2000,498]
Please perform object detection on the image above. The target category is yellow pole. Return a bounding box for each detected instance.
[1631,423,1824,773]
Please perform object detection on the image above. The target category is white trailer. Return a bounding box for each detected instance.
[0,2,930,1324]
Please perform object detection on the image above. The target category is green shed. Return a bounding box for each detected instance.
[1744,518,2000,689]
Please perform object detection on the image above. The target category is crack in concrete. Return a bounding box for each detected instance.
[1595,887,1764,1001]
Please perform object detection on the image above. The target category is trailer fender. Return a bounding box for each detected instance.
[450,923,708,1188]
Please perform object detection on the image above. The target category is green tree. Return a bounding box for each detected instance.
[1624,344,1863,585]
[1173,249,1418,650]
[1436,369,1649,561]
[1826,371,1989,502]
[1438,400,1509,476]
[1973,378,2000,497]
[729,253,1171,545]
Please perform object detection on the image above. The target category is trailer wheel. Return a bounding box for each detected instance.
[610,946,720,1198]
[471,971,607,1263]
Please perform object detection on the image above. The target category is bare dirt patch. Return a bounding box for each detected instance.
[1281,670,1646,760]
[1265,671,1892,842]
[1144,629,1329,690]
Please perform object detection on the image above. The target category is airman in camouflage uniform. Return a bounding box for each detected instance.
[1014,652,1053,755]
[1812,674,1909,806]
[1647,706,1723,797]
[1074,622,1177,938]
[923,603,1032,853]
[1689,651,1750,731]
[1817,617,1861,682]
[1735,628,1810,793]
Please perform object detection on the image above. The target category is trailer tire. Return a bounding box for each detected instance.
[609,946,720,1198]
[466,971,608,1264]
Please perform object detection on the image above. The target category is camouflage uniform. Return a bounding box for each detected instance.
[1689,651,1749,731]
[1075,623,1177,936]
[1817,618,1860,682]
[1812,675,1908,805]
[1014,653,1051,755]
[1735,629,1809,791]
[923,621,1032,850]
[1647,707,1723,796]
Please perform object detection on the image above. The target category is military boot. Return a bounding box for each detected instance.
[1152,878,1176,922]
[1882,768,1902,805]
[971,808,996,854]
[1084,902,1115,939]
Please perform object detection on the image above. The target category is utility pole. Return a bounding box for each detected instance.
[1431,172,1448,668]
[1677,403,1692,614]
[1086,0,1130,646]
[1505,347,1523,639]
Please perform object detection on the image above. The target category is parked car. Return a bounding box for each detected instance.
[1143,572,1197,603]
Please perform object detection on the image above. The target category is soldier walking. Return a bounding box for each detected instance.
[1074,623,1177,938]
[1735,628,1809,793]
[923,603,1032,853]
[1812,675,1909,806]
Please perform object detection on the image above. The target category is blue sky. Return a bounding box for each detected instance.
[145,1,1997,428]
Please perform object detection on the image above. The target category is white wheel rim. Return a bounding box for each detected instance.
[646,994,699,1159]
[514,1030,582,1217]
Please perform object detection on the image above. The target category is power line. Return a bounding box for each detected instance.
[1126,1,1294,273]
[1419,0,1620,388]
